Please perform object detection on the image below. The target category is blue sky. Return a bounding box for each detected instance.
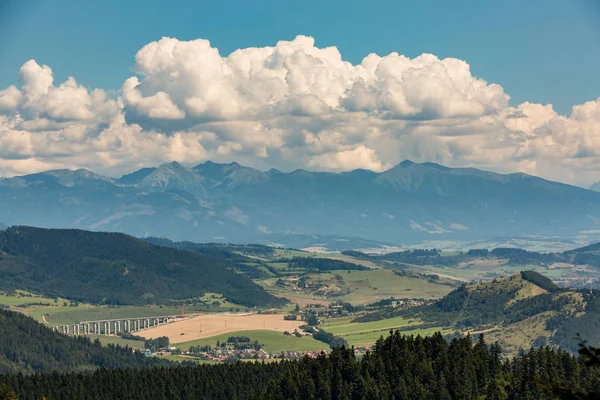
[1,0,600,114]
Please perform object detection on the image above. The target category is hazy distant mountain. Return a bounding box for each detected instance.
[1,161,600,246]
[590,182,600,192]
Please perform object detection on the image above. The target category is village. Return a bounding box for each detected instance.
[147,340,374,363]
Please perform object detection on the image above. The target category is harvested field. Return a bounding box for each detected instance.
[142,313,303,343]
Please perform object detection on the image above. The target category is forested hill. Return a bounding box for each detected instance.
[358,271,600,353]
[0,309,169,374]
[1,331,599,399]
[0,226,283,307]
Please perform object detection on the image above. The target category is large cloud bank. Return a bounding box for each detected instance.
[1,35,599,185]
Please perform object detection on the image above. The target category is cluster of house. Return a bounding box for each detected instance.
[145,345,374,362]
[302,304,347,319]
[388,299,425,308]
[191,347,272,362]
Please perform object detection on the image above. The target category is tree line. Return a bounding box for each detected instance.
[1,331,599,399]
[0,226,283,308]
[0,309,170,375]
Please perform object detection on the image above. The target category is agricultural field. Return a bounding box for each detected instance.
[142,313,304,344]
[320,315,448,347]
[321,315,419,336]
[175,330,328,353]
[341,325,450,347]
[257,269,453,306]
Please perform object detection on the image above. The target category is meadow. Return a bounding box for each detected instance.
[0,291,56,307]
[321,315,419,335]
[341,325,451,347]
[257,268,453,306]
[319,315,449,347]
[175,330,329,353]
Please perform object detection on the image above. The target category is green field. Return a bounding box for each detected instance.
[341,325,450,347]
[22,305,182,325]
[0,291,57,307]
[339,269,451,302]
[319,315,449,347]
[321,315,419,335]
[258,268,452,305]
[175,330,329,353]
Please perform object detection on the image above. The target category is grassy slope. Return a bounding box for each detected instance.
[0,291,57,306]
[320,315,448,347]
[321,315,418,335]
[258,269,452,305]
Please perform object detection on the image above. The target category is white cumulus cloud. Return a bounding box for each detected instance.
[0,36,599,186]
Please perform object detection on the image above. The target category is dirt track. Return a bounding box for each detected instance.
[141,313,303,343]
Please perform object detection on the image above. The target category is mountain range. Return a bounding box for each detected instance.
[2,160,600,247]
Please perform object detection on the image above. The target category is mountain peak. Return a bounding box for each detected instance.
[398,160,415,167]
[140,162,203,193]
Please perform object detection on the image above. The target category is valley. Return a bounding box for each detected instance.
[2,226,599,360]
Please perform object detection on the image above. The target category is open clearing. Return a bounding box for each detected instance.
[142,313,304,344]
[319,315,450,347]
[321,315,420,336]
[175,330,328,353]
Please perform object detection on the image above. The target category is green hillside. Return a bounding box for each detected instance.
[0,226,283,308]
[357,271,600,353]
[0,309,169,374]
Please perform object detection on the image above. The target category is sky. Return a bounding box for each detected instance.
[1,0,600,185]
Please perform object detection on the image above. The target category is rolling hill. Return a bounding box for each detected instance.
[359,271,600,353]
[2,161,600,246]
[0,226,283,307]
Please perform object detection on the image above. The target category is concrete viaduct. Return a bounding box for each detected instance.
[52,315,179,336]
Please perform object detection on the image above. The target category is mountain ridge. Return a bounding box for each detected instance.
[1,161,600,246]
